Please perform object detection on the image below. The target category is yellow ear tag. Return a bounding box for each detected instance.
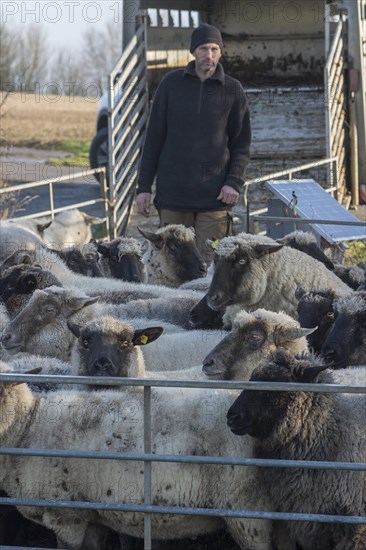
[211,239,220,250]
[140,334,149,344]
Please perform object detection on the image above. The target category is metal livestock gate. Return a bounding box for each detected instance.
[0,372,365,550]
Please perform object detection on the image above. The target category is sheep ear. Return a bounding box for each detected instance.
[74,296,100,310]
[8,367,43,387]
[97,242,110,257]
[293,364,329,382]
[133,327,164,346]
[17,254,33,265]
[81,213,103,225]
[295,286,307,300]
[141,239,149,254]
[137,228,164,249]
[274,325,317,345]
[36,220,53,236]
[253,243,283,258]
[67,320,81,338]
[20,274,38,292]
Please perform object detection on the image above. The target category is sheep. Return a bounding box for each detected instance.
[68,316,162,382]
[97,237,148,283]
[276,230,335,271]
[0,223,44,262]
[48,240,103,278]
[138,224,207,287]
[8,354,74,392]
[227,349,366,550]
[68,316,223,383]
[0,362,274,550]
[0,245,205,304]
[0,286,99,361]
[295,286,339,354]
[202,309,313,380]
[322,290,366,368]
[0,210,101,261]
[194,233,350,322]
[333,264,365,290]
[0,260,62,318]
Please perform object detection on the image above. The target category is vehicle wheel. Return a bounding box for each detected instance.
[89,127,108,183]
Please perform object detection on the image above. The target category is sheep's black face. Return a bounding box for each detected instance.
[207,250,247,310]
[322,310,366,368]
[297,291,336,354]
[164,236,207,283]
[189,294,224,330]
[77,327,134,378]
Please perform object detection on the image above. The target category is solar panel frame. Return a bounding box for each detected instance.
[265,179,366,243]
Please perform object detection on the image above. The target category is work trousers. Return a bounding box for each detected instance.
[159,209,233,263]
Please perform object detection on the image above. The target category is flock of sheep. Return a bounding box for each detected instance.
[0,208,365,550]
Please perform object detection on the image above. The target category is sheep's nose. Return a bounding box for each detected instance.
[322,349,336,364]
[1,332,12,344]
[94,358,113,373]
[226,412,241,428]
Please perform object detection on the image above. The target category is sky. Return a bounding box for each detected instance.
[2,0,123,51]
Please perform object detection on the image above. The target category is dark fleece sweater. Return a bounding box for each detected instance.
[137,61,251,212]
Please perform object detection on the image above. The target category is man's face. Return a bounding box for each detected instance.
[193,43,222,73]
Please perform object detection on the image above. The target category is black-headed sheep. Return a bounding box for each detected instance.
[295,286,339,354]
[322,290,366,368]
[138,224,207,287]
[97,237,147,283]
[0,286,99,361]
[202,309,313,380]
[196,233,349,321]
[48,240,103,278]
[227,349,366,550]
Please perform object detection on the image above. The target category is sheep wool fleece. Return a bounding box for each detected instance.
[137,61,251,211]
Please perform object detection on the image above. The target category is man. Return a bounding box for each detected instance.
[136,23,251,261]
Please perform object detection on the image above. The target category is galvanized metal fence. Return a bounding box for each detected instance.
[107,13,149,239]
[324,13,349,202]
[0,372,365,550]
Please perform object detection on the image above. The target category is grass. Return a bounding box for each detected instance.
[47,140,90,166]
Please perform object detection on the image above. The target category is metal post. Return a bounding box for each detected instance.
[99,169,111,239]
[144,386,152,549]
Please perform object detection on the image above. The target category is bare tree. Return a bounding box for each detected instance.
[48,49,86,96]
[80,20,122,93]
[13,23,49,92]
[0,23,19,89]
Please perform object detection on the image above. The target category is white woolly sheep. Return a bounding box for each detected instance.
[0,223,44,262]
[322,290,366,368]
[138,224,207,287]
[199,233,350,320]
[0,362,274,549]
[227,349,366,550]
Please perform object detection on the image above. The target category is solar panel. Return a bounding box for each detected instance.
[265,179,366,243]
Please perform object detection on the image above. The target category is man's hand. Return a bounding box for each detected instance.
[217,185,239,206]
[136,192,152,217]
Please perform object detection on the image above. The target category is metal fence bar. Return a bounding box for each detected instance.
[253,216,366,226]
[1,373,365,393]
[1,447,365,472]
[0,168,105,194]
[0,497,364,525]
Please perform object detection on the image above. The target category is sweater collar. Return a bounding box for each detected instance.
[183,60,225,84]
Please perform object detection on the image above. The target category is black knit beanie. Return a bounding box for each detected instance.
[189,23,223,54]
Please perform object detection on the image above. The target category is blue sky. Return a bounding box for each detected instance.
[2,0,122,50]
